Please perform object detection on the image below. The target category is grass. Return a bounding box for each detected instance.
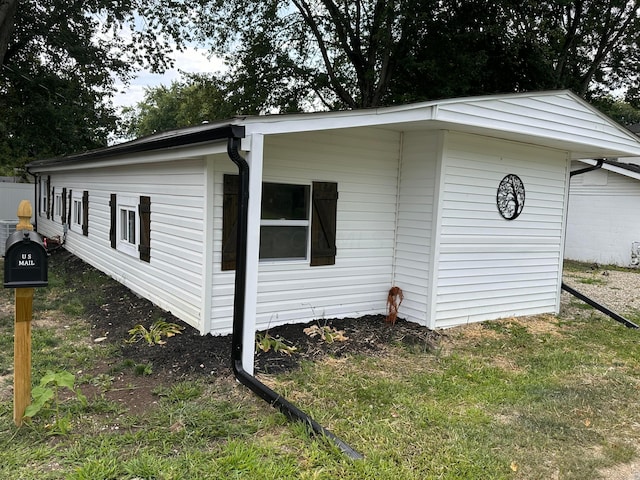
[0,258,639,478]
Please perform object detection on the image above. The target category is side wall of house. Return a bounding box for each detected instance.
[392,130,439,326]
[565,165,640,266]
[433,132,569,328]
[210,128,401,333]
[35,159,208,330]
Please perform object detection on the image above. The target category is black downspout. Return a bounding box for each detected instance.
[564,157,639,328]
[570,158,604,177]
[561,283,638,329]
[226,137,363,460]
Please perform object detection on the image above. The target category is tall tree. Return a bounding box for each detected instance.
[0,0,180,173]
[151,0,640,112]
[121,73,237,138]
[0,0,17,68]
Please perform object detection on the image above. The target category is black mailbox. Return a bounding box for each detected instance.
[4,230,48,288]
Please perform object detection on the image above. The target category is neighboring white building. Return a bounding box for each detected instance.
[27,91,640,372]
[566,158,640,267]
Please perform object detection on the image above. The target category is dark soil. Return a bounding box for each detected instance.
[51,249,441,380]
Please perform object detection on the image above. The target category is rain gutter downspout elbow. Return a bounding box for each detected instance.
[226,136,363,460]
[570,158,604,177]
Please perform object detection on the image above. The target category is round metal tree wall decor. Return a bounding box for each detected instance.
[496,174,525,220]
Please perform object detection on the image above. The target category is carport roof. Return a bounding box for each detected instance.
[28,90,640,171]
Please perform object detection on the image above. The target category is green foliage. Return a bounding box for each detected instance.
[0,0,181,169]
[121,72,239,139]
[134,362,153,376]
[143,0,640,113]
[126,319,184,346]
[23,370,87,435]
[255,332,297,355]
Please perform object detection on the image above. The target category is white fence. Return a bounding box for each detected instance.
[0,183,35,220]
[1,183,36,254]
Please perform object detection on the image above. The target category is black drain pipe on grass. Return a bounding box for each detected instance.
[561,282,639,329]
[564,157,638,329]
[226,136,363,460]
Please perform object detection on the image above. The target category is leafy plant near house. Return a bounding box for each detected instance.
[255,332,297,355]
[303,324,349,343]
[126,320,184,346]
[23,370,87,435]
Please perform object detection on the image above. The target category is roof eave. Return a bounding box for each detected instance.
[28,124,245,170]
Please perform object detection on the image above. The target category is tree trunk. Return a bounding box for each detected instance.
[0,0,17,68]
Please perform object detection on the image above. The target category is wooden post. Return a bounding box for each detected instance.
[13,200,34,426]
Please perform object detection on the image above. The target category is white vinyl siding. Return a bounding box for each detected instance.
[432,132,569,328]
[435,93,639,158]
[566,163,640,266]
[392,130,440,326]
[35,159,207,330]
[210,128,401,333]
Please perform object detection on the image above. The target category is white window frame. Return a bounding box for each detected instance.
[72,191,83,230]
[116,196,138,257]
[40,178,47,215]
[259,181,311,262]
[54,192,62,220]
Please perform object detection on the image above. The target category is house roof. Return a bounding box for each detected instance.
[28,90,640,171]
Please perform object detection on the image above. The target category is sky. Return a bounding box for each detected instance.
[112,46,226,110]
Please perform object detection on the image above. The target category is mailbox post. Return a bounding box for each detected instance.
[3,200,48,426]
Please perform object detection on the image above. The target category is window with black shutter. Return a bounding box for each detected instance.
[61,188,67,224]
[221,175,337,270]
[139,196,151,262]
[46,176,51,219]
[67,189,73,227]
[109,194,117,248]
[82,191,89,236]
[310,182,338,266]
[222,175,239,271]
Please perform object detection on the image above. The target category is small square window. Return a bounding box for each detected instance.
[259,183,310,261]
[40,178,47,215]
[54,193,62,219]
[73,199,82,226]
[116,196,139,257]
[120,208,136,244]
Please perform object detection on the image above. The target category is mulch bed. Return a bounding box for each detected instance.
[51,249,441,379]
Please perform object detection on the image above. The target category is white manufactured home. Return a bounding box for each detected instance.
[28,91,640,372]
[566,158,640,267]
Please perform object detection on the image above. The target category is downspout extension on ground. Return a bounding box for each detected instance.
[561,283,638,329]
[226,136,364,460]
[564,158,639,329]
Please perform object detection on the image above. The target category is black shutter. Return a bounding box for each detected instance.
[61,188,67,224]
[82,191,89,236]
[139,196,151,263]
[109,194,117,248]
[37,177,41,215]
[310,182,338,267]
[47,179,52,219]
[67,189,73,227]
[222,174,239,271]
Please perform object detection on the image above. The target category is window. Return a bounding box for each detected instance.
[71,190,88,235]
[222,175,337,270]
[40,177,48,216]
[73,197,82,227]
[115,197,137,256]
[54,192,62,219]
[109,194,151,262]
[259,182,310,260]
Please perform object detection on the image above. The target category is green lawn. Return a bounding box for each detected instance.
[0,259,639,479]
